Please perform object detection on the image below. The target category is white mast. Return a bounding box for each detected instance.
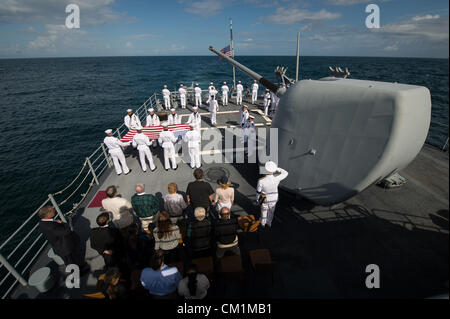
[296,32,300,82]
[229,18,236,91]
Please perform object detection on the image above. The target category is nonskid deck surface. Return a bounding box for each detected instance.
[12,97,449,299]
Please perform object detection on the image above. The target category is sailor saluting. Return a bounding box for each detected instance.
[263,89,271,116]
[124,109,141,130]
[103,129,132,176]
[256,161,289,227]
[132,126,156,172]
[187,106,201,130]
[240,105,249,128]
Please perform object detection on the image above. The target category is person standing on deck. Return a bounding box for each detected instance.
[146,108,160,147]
[194,83,202,107]
[256,161,289,228]
[243,115,256,157]
[158,122,178,171]
[168,108,181,125]
[251,80,259,104]
[221,82,229,106]
[132,126,156,172]
[209,92,218,126]
[187,106,201,131]
[183,123,202,169]
[206,82,215,104]
[178,84,187,109]
[236,81,244,106]
[124,109,141,130]
[263,89,271,116]
[131,183,160,231]
[240,105,249,128]
[162,85,171,110]
[104,129,132,175]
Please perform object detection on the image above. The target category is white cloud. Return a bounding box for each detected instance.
[28,24,86,50]
[412,14,440,21]
[384,44,398,51]
[184,0,225,17]
[125,41,133,48]
[266,8,341,25]
[326,0,372,5]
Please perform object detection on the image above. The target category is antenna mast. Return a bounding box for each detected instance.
[229,18,236,91]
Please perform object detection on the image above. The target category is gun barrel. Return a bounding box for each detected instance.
[208,46,278,94]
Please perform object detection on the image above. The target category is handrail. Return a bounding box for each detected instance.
[0,93,157,299]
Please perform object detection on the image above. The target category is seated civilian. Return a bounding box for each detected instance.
[178,264,210,299]
[131,183,160,231]
[186,168,214,211]
[90,212,124,269]
[187,207,211,257]
[213,176,234,213]
[97,267,129,299]
[140,249,182,299]
[102,185,134,229]
[154,211,181,263]
[164,183,188,224]
[214,207,240,258]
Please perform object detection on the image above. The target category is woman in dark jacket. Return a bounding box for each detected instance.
[187,207,212,258]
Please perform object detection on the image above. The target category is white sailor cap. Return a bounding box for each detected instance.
[223,82,226,84]
[161,122,168,127]
[210,82,213,85]
[193,106,198,110]
[238,80,241,83]
[242,104,248,108]
[170,108,175,112]
[105,129,113,134]
[127,109,132,112]
[136,125,143,131]
[265,161,278,173]
[180,84,183,87]
[148,108,154,112]
[249,115,255,119]
[195,83,199,86]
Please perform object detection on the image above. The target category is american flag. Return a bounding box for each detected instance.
[219,45,232,60]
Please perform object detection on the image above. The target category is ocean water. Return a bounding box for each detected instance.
[0,56,448,241]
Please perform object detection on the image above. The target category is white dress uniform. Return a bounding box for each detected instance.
[158,129,178,170]
[103,136,131,175]
[207,85,215,104]
[124,114,141,130]
[242,120,256,156]
[263,92,271,116]
[271,92,279,113]
[251,83,259,104]
[132,132,156,172]
[162,88,171,109]
[209,96,218,125]
[221,84,229,106]
[240,109,249,127]
[168,113,181,125]
[178,87,187,108]
[145,113,160,147]
[194,86,202,107]
[183,129,201,168]
[236,83,244,105]
[187,111,202,130]
[256,165,289,227]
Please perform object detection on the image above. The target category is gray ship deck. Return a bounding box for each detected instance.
[12,97,449,299]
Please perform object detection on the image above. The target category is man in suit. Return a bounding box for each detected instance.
[90,212,124,269]
[38,206,84,268]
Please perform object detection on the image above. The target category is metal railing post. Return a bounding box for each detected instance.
[116,128,122,140]
[86,157,100,185]
[442,137,449,151]
[48,194,67,223]
[101,143,113,168]
[0,253,28,286]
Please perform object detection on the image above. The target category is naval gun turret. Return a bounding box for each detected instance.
[209,46,432,206]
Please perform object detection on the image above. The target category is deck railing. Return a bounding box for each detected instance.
[0,93,159,299]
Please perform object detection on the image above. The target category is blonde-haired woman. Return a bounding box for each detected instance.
[213,176,234,214]
[164,182,188,224]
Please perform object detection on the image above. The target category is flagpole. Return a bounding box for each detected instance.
[229,18,236,91]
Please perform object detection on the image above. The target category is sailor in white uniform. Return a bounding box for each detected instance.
[124,109,141,130]
[103,129,132,175]
[168,108,181,125]
[236,81,244,106]
[263,89,271,116]
[183,123,202,169]
[240,105,249,128]
[221,82,229,106]
[243,115,256,156]
[194,83,202,107]
[256,161,289,227]
[206,82,215,104]
[158,122,178,171]
[209,92,218,126]
[187,106,202,131]
[251,80,259,104]
[132,126,156,172]
[145,108,160,147]
[178,84,187,109]
[162,85,171,110]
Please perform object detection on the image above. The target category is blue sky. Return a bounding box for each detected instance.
[0,0,448,58]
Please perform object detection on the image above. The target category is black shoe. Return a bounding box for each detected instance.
[125,169,132,175]
[165,168,169,171]
[151,167,157,172]
[173,167,178,171]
